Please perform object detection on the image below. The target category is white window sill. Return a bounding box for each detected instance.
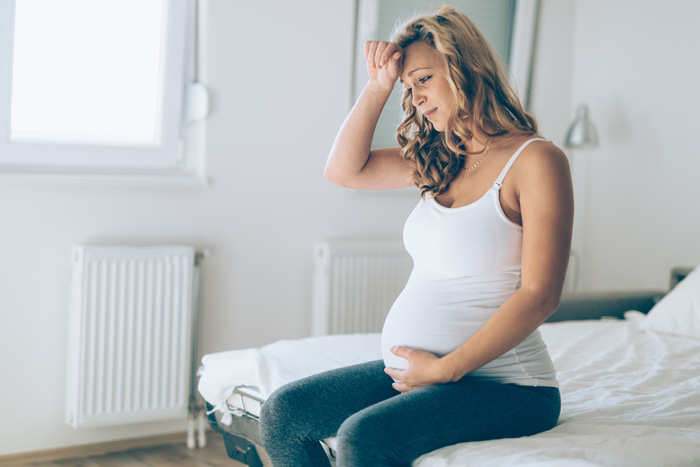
[0,171,212,188]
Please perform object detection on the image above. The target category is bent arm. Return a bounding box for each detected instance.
[439,143,574,382]
[325,41,413,190]
[325,84,413,189]
[386,143,574,390]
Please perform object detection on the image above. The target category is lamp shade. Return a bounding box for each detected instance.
[565,104,599,149]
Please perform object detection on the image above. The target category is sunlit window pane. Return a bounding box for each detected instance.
[10,0,164,146]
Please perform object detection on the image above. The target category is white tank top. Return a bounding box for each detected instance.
[381,138,558,388]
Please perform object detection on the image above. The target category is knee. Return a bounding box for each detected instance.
[335,411,387,465]
[259,385,301,445]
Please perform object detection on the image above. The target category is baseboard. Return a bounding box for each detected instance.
[0,430,213,465]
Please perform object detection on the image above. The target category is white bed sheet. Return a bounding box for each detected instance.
[198,312,700,466]
[199,333,382,419]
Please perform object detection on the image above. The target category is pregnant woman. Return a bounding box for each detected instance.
[259,6,573,466]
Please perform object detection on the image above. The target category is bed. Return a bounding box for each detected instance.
[198,266,700,466]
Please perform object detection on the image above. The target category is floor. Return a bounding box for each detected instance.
[16,435,245,467]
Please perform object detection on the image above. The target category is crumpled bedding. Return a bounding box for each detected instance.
[198,312,700,466]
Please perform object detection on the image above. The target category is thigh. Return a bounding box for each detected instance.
[260,359,398,441]
[336,378,560,466]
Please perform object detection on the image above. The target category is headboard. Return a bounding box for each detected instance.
[547,266,694,323]
[670,266,694,290]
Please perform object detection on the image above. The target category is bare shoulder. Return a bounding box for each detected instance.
[517,138,568,168]
[510,137,571,187]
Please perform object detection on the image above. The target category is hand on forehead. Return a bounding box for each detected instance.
[400,42,443,84]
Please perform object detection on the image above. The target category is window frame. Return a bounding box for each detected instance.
[0,0,204,180]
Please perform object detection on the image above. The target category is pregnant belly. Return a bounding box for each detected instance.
[380,292,496,370]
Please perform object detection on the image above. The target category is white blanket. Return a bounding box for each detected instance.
[198,312,700,466]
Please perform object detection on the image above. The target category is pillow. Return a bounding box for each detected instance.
[641,265,700,339]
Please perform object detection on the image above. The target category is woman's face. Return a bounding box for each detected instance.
[400,41,455,132]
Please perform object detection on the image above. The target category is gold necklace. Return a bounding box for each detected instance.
[464,138,494,171]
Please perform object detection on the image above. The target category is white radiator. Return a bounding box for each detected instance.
[311,240,413,336]
[66,246,198,428]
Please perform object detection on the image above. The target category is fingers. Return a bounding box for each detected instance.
[386,51,402,76]
[392,381,411,393]
[384,368,409,392]
[385,366,413,393]
[384,366,402,380]
[390,345,410,358]
[364,41,402,69]
[364,40,377,67]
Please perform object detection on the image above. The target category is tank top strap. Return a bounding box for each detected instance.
[493,137,547,189]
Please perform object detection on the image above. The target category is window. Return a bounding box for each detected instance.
[0,0,206,179]
[353,0,537,149]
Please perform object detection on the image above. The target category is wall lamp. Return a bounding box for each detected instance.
[565,103,599,149]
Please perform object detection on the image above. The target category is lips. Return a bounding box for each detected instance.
[423,108,437,120]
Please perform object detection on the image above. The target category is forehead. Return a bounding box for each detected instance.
[400,41,443,81]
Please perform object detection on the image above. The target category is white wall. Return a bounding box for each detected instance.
[529,0,575,156]
[2,0,698,457]
[531,0,700,292]
[0,0,417,456]
[568,0,700,290]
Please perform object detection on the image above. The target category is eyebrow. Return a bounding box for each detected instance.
[399,66,433,83]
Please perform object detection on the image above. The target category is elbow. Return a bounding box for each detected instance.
[323,165,334,183]
[324,164,355,188]
[324,166,345,187]
[522,287,562,321]
[543,294,562,318]
[539,293,563,320]
[323,164,337,182]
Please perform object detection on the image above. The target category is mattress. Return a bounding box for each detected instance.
[198,312,700,466]
[199,333,382,420]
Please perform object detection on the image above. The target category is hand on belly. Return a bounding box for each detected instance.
[383,345,448,393]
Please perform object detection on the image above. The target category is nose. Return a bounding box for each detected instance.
[411,90,425,109]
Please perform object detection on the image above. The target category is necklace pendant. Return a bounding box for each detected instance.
[464,137,494,171]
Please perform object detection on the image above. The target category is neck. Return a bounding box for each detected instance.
[460,120,497,152]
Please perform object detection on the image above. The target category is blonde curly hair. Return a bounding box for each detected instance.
[392,6,538,197]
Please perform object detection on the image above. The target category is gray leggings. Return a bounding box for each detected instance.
[259,359,560,467]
